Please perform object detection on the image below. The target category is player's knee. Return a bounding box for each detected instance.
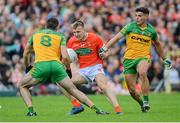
[19,85,30,89]
[102,85,108,91]
[18,85,28,90]
[18,81,31,89]
[139,71,147,78]
[98,82,108,91]
[71,77,81,85]
[128,86,136,94]
[18,81,25,88]
[129,90,136,97]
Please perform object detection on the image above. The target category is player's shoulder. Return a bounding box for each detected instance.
[129,21,137,25]
[88,32,99,37]
[124,21,137,29]
[68,36,77,43]
[38,28,64,36]
[127,21,137,27]
[88,32,102,40]
[147,23,157,33]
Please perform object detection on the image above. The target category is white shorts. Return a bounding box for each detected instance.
[79,64,105,83]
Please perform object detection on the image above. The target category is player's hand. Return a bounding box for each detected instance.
[163,58,172,69]
[99,45,108,59]
[100,52,109,60]
[25,65,33,73]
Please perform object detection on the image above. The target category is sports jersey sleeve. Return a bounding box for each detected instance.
[120,23,132,36]
[67,38,73,48]
[152,30,158,42]
[60,35,66,46]
[96,35,104,49]
[28,36,33,45]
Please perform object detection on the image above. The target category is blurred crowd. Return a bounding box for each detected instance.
[0,0,179,96]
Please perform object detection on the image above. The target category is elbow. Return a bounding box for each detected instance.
[23,53,27,59]
[62,55,71,63]
[154,41,161,46]
[23,52,28,59]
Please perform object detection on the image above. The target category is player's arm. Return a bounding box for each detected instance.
[70,61,79,74]
[99,32,124,59]
[152,40,165,60]
[104,23,130,50]
[60,35,71,68]
[105,32,123,49]
[61,49,71,69]
[23,35,34,73]
[23,43,33,67]
[96,35,113,59]
[99,23,129,56]
[152,36,172,68]
[23,41,33,73]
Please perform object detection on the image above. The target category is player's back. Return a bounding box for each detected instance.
[32,29,64,63]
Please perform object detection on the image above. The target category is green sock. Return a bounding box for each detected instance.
[28,106,34,113]
[143,96,149,102]
[91,105,100,112]
[139,100,143,107]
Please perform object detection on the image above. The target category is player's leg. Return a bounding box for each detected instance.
[95,73,123,114]
[18,73,39,116]
[59,70,83,106]
[58,84,84,115]
[58,72,87,115]
[125,74,144,108]
[52,61,109,114]
[19,62,50,116]
[123,59,145,112]
[137,59,150,111]
[57,76,109,114]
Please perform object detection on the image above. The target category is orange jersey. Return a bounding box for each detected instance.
[67,33,103,68]
[28,29,66,63]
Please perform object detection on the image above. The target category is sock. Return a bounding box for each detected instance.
[28,106,34,113]
[71,99,81,108]
[115,106,122,113]
[143,96,149,102]
[139,100,143,107]
[91,105,100,112]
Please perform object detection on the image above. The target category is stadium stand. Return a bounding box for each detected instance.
[0,0,179,96]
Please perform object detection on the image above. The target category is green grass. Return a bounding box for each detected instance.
[0,93,180,122]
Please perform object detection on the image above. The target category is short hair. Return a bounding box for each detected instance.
[72,20,84,29]
[47,18,59,30]
[135,6,149,15]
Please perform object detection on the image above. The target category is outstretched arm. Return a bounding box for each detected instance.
[105,32,123,49]
[99,32,123,59]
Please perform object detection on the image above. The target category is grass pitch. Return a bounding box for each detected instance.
[0,93,180,122]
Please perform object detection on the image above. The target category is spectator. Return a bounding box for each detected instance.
[0,0,179,95]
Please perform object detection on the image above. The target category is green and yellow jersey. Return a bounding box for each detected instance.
[120,21,158,59]
[28,29,66,63]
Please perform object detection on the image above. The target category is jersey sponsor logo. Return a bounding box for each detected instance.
[75,48,92,55]
[130,35,150,43]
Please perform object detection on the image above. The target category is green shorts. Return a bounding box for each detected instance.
[123,58,150,74]
[30,61,68,83]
